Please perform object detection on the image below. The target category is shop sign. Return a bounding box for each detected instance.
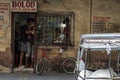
[10,1,37,12]
[0,3,10,28]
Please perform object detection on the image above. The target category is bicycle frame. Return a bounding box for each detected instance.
[36,47,76,74]
[40,48,64,66]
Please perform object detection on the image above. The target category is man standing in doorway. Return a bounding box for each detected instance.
[19,18,35,69]
[25,18,35,68]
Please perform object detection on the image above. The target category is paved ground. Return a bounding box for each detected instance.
[0,71,75,80]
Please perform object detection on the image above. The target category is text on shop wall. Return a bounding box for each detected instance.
[10,1,37,12]
[92,16,111,25]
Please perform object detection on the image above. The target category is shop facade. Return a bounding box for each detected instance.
[0,0,120,72]
[0,0,76,72]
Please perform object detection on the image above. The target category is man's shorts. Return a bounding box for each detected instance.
[26,42,34,58]
[19,42,27,52]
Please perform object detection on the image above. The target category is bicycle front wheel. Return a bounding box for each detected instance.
[63,57,76,74]
[36,58,45,75]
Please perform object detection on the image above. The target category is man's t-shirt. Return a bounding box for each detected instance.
[26,27,34,44]
[20,24,28,43]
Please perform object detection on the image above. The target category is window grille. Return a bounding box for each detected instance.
[36,12,75,47]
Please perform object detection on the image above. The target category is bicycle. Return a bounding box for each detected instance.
[35,47,76,75]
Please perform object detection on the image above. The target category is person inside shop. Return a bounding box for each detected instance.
[25,18,35,68]
[19,19,28,69]
[19,18,35,69]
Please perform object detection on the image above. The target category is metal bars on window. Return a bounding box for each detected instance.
[37,12,75,47]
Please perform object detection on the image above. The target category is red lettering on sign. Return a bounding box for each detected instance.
[11,1,37,12]
[12,2,16,7]
[26,2,30,7]
[12,1,35,8]
[31,2,35,7]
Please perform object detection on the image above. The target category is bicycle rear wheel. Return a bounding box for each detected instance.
[63,57,76,74]
[36,58,45,75]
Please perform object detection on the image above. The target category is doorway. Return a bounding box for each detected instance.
[11,12,37,70]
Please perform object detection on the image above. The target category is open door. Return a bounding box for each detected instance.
[11,12,37,72]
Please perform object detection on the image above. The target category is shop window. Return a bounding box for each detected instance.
[37,12,75,47]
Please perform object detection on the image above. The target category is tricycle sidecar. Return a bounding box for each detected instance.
[75,33,120,80]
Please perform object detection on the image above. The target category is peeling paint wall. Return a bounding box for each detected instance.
[0,3,11,51]
[0,2,11,68]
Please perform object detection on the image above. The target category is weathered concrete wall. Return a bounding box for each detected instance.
[92,0,120,33]
[0,1,11,69]
[36,0,91,59]
[36,0,120,46]
[0,0,120,71]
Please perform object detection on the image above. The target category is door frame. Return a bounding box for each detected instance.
[11,12,37,72]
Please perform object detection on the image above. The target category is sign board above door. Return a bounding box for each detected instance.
[10,1,37,12]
